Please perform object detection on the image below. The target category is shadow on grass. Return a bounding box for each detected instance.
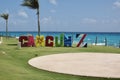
[7,44,17,46]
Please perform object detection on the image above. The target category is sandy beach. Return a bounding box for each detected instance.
[28,53,120,78]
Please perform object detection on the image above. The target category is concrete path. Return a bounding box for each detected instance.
[28,53,120,78]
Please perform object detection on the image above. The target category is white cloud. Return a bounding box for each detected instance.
[112,19,120,24]
[18,10,28,18]
[50,9,56,13]
[49,0,57,5]
[101,19,120,24]
[81,18,97,24]
[41,16,52,25]
[113,1,120,8]
[101,20,110,24]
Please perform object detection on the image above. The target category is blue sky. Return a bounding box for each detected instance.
[0,0,120,32]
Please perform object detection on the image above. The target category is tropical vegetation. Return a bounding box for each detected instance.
[0,13,9,39]
[21,0,40,36]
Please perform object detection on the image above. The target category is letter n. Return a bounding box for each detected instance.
[64,36,72,47]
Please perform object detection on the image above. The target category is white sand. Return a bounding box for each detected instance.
[28,53,120,78]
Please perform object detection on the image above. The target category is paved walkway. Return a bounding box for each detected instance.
[28,53,120,78]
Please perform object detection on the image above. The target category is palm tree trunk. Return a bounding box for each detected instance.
[6,20,8,39]
[95,36,97,46]
[37,8,40,36]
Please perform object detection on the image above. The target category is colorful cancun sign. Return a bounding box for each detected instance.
[19,33,87,47]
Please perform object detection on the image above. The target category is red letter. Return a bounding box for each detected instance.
[45,36,54,47]
[27,36,35,47]
[19,36,28,47]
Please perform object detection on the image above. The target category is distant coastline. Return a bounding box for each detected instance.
[0,31,120,34]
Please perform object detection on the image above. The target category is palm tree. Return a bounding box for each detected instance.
[1,13,9,39]
[21,0,40,36]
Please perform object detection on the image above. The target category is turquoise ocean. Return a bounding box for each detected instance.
[0,31,120,48]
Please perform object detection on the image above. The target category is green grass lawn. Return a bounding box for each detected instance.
[0,37,120,80]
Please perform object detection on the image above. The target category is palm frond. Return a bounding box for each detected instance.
[21,0,40,36]
[21,0,39,9]
[0,13,9,20]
